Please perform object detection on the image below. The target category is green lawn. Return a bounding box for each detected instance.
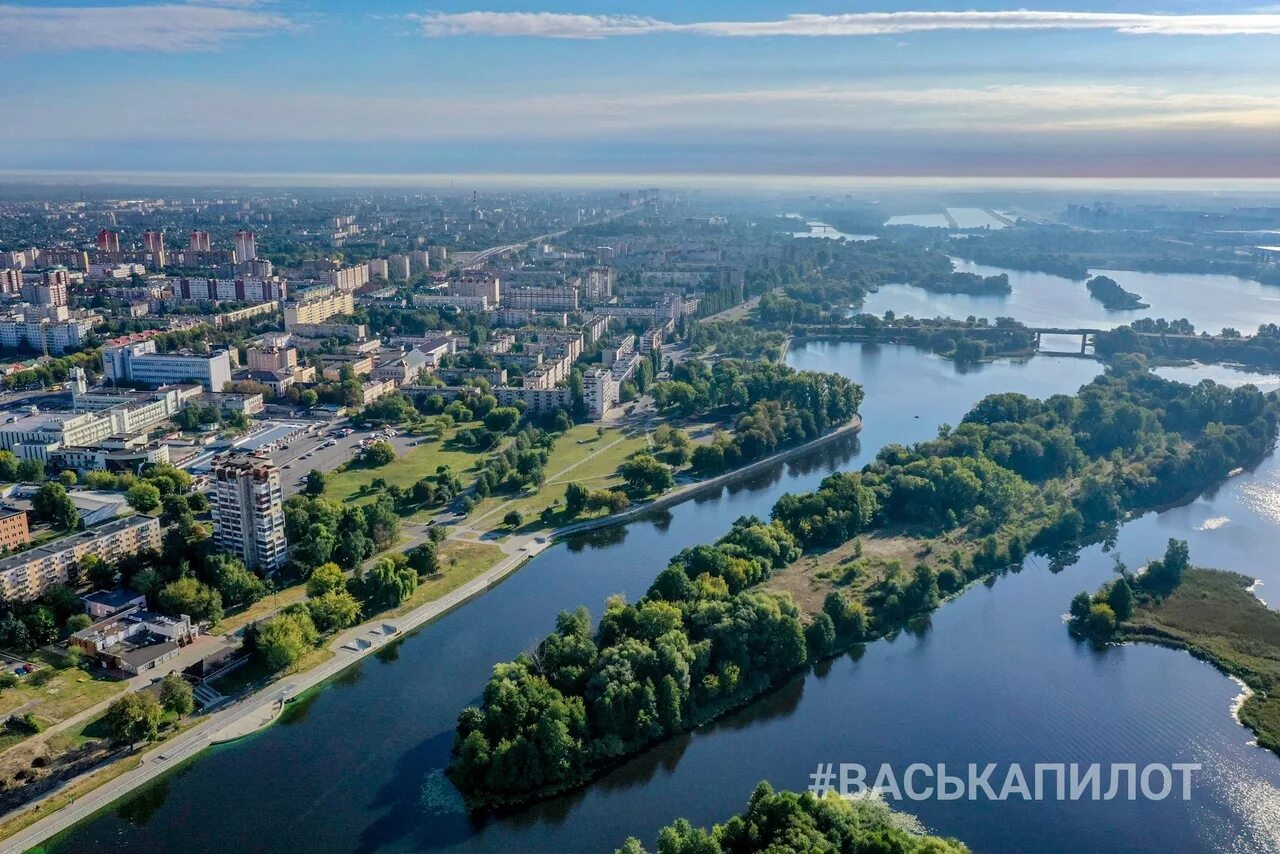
[468,425,649,529]
[0,651,127,738]
[324,429,489,507]
[391,540,506,616]
[213,584,310,636]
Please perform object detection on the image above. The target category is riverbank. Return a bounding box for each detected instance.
[1120,567,1280,754]
[0,415,863,852]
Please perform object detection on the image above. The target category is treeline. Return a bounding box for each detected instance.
[616,782,969,854]
[650,359,862,470]
[448,362,1278,807]
[1096,320,1280,370]
[283,492,400,577]
[685,321,789,361]
[1068,538,1189,641]
[949,242,1089,280]
[803,315,1036,363]
[916,271,1011,295]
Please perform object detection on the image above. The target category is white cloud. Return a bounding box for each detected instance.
[407,10,1280,39]
[0,3,297,52]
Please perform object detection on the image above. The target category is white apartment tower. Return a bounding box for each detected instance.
[211,454,287,573]
[234,230,258,262]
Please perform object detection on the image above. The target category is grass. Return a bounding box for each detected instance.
[1122,567,1280,754]
[324,428,489,508]
[0,654,126,740]
[468,425,649,531]
[212,585,310,636]
[392,540,505,616]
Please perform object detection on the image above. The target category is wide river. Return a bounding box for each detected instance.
[862,257,1280,334]
[49,347,1280,853]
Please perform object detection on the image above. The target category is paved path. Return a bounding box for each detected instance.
[0,415,863,852]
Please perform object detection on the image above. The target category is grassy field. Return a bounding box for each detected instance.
[391,540,505,616]
[1123,567,1280,754]
[0,650,127,740]
[325,429,488,507]
[468,424,649,530]
[213,584,310,635]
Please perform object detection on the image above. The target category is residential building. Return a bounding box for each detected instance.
[371,349,429,386]
[189,230,211,252]
[288,322,367,340]
[388,254,411,280]
[0,509,31,552]
[503,285,579,312]
[176,277,286,304]
[581,266,616,304]
[412,293,488,311]
[0,315,99,354]
[247,345,298,373]
[104,341,232,390]
[449,274,500,305]
[0,515,162,602]
[210,454,287,573]
[142,230,166,267]
[582,367,617,419]
[97,229,120,253]
[368,258,389,279]
[283,289,354,329]
[234,229,257,262]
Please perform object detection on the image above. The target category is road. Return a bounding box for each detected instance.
[0,536,548,854]
[461,207,638,269]
[265,424,422,498]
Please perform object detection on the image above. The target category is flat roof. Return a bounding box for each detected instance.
[0,515,157,574]
[233,421,309,451]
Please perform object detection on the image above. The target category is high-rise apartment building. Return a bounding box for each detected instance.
[211,454,287,573]
[142,230,166,267]
[96,229,120,253]
[189,230,211,252]
[234,229,257,262]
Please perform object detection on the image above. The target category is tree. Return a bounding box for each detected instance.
[64,613,93,636]
[363,558,417,608]
[159,672,195,716]
[256,610,319,672]
[362,441,396,467]
[1108,577,1134,621]
[503,509,524,528]
[565,481,589,517]
[1084,603,1117,639]
[307,590,362,633]
[58,469,77,487]
[1069,591,1092,620]
[304,469,327,497]
[407,543,440,576]
[619,454,675,495]
[306,562,346,598]
[105,692,164,745]
[483,407,521,433]
[32,482,80,530]
[214,559,267,607]
[16,458,44,483]
[125,481,163,514]
[157,578,223,624]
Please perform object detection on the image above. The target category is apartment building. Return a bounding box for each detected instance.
[503,285,579,312]
[0,515,162,602]
[211,454,287,573]
[0,509,31,552]
[104,341,233,391]
[283,289,355,329]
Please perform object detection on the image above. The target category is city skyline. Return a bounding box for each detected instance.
[3,1,1280,179]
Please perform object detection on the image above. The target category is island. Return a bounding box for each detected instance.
[918,271,1012,295]
[1069,541,1280,754]
[448,361,1278,808]
[1086,275,1148,309]
[614,782,969,854]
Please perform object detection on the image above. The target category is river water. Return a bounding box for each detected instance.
[861,258,1280,334]
[48,346,1280,853]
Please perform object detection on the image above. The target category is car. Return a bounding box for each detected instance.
[283,464,292,469]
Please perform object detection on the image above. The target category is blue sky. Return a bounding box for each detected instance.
[3,1,1280,178]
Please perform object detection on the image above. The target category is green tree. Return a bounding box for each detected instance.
[619,454,674,495]
[32,482,80,530]
[363,558,417,608]
[256,610,319,672]
[157,578,223,624]
[304,469,327,497]
[159,672,195,716]
[125,481,163,513]
[306,562,346,598]
[1107,577,1134,621]
[105,692,164,745]
[406,543,440,577]
[362,441,396,467]
[564,481,589,517]
[307,589,362,633]
[483,407,521,433]
[503,509,524,528]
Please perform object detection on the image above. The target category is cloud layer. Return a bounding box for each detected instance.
[409,10,1280,39]
[0,2,296,52]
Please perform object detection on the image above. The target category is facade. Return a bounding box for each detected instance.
[412,293,488,311]
[97,229,120,253]
[0,515,162,603]
[503,285,579,312]
[189,230,211,252]
[0,315,98,354]
[211,454,287,573]
[0,509,31,552]
[142,230,166,267]
[234,230,257,262]
[449,274,500,305]
[283,290,354,329]
[71,606,196,675]
[247,346,298,373]
[176,277,286,304]
[388,254,411,280]
[582,367,618,419]
[581,266,616,304]
[104,341,233,391]
[368,258,389,279]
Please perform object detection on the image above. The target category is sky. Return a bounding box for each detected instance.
[3,0,1280,180]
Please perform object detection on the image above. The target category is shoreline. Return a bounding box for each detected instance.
[0,415,864,852]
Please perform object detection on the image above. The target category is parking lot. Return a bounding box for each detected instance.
[270,425,425,498]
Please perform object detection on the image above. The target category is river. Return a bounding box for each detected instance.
[861,258,1280,334]
[46,346,1280,853]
